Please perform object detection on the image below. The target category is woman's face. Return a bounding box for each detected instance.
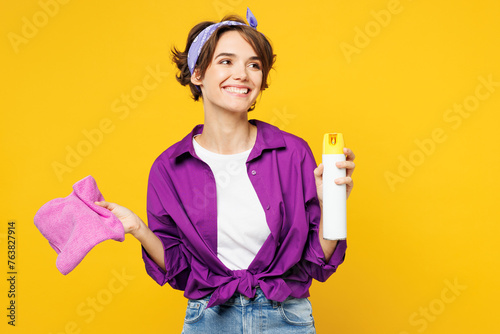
[194,30,263,114]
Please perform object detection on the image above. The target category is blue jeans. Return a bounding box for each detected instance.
[181,287,316,334]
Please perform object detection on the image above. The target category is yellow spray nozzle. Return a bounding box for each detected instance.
[323,133,345,154]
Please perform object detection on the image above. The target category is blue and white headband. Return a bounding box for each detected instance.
[187,8,258,76]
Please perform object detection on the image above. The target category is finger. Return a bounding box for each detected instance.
[335,161,355,170]
[343,147,355,161]
[94,200,114,210]
[335,161,355,178]
[334,176,353,185]
[314,163,324,177]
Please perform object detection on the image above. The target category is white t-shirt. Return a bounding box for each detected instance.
[192,134,271,270]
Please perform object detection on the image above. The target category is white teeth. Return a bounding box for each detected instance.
[224,87,249,94]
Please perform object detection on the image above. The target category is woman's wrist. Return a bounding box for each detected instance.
[130,215,148,240]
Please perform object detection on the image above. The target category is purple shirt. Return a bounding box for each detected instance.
[142,119,347,308]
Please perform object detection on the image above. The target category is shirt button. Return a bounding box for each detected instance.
[251,170,257,175]
[266,205,270,210]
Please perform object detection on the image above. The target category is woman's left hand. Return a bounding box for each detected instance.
[314,147,356,203]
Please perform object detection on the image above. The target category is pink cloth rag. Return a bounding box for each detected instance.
[34,175,125,275]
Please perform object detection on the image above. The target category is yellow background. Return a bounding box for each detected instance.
[2,0,499,333]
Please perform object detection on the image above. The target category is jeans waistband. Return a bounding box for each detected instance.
[198,287,280,307]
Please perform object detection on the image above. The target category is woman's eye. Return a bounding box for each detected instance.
[220,59,231,65]
[249,63,261,69]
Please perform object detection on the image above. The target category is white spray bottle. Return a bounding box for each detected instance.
[322,133,346,240]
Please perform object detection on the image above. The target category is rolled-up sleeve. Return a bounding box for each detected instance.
[299,141,347,282]
[142,161,191,290]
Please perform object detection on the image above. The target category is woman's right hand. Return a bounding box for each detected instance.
[96,200,165,270]
[95,201,143,236]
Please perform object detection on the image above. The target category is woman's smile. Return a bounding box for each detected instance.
[222,85,251,95]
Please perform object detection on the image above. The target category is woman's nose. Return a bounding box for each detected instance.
[232,63,248,80]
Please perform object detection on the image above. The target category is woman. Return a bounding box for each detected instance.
[96,8,355,333]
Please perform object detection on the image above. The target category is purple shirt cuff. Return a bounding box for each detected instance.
[303,226,347,282]
[141,241,190,290]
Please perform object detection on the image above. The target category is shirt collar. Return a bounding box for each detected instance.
[169,119,287,161]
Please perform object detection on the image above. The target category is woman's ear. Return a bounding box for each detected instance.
[191,68,202,86]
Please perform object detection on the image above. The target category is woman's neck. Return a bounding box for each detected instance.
[196,112,257,155]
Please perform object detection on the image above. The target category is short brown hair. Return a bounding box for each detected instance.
[171,14,276,111]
